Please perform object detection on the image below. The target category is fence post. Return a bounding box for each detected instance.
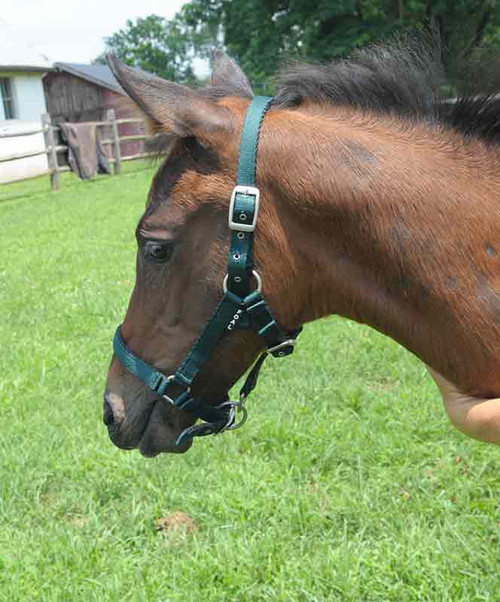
[42,114,59,191]
[107,109,121,175]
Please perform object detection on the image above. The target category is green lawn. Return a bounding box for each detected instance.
[1,163,499,601]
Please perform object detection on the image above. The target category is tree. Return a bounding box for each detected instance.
[96,2,500,91]
[179,0,500,89]
[96,15,195,83]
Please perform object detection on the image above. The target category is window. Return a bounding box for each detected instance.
[0,78,16,119]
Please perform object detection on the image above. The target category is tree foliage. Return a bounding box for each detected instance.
[96,2,500,90]
[96,15,195,83]
[180,0,500,89]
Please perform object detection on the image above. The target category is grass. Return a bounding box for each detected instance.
[1,163,499,601]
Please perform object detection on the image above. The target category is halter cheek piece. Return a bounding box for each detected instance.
[112,96,301,446]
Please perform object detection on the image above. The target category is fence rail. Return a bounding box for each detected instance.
[1,111,148,191]
[0,148,48,163]
[0,126,47,139]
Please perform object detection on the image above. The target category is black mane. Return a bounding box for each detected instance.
[274,41,441,120]
[271,40,500,145]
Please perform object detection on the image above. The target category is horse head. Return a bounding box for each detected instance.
[103,53,301,455]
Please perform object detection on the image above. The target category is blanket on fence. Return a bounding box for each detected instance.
[60,123,111,180]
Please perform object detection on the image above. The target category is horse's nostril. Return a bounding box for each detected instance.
[103,399,115,426]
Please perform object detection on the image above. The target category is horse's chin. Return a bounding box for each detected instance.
[138,438,192,457]
[138,408,194,456]
[138,439,192,457]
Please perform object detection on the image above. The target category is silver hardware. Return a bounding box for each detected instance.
[233,253,241,261]
[234,276,242,283]
[223,270,262,294]
[162,394,176,405]
[228,185,260,232]
[161,375,190,405]
[217,395,248,432]
[237,232,245,240]
[266,339,297,355]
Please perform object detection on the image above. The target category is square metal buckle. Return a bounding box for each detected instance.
[228,185,260,232]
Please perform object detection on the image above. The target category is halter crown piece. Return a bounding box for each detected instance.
[112,96,301,445]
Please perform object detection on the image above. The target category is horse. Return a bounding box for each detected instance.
[103,42,500,457]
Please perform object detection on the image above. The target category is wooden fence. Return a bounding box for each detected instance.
[0,109,148,191]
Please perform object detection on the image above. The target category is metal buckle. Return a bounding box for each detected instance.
[266,339,298,357]
[228,185,260,232]
[161,375,191,406]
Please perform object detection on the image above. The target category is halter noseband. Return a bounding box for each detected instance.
[112,96,301,446]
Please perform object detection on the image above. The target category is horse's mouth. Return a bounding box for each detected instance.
[104,395,194,456]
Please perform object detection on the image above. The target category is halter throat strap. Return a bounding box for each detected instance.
[112,96,301,445]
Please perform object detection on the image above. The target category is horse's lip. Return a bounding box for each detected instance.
[107,418,191,454]
[105,396,157,450]
[106,423,141,450]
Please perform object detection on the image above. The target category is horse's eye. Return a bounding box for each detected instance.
[143,241,173,263]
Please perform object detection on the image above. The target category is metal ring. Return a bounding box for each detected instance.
[223,270,262,294]
[216,400,248,431]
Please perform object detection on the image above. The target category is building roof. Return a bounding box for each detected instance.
[0,24,52,71]
[53,62,125,94]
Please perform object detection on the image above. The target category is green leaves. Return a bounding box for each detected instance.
[101,15,196,84]
[96,1,500,93]
[180,0,500,90]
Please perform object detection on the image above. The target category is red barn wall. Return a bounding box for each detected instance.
[102,90,145,158]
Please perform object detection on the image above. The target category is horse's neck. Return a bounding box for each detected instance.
[262,108,500,396]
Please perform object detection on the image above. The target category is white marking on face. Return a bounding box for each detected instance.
[106,392,127,422]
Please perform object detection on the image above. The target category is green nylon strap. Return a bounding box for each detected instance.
[227,199,255,297]
[113,327,165,392]
[237,96,272,186]
[227,96,272,296]
[113,327,191,404]
[174,291,243,387]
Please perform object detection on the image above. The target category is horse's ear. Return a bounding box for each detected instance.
[211,50,253,98]
[107,54,229,139]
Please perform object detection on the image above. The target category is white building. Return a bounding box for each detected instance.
[0,27,52,183]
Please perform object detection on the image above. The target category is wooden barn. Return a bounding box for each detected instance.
[43,63,144,158]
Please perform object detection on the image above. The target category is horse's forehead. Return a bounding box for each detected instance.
[145,150,191,215]
[142,154,227,234]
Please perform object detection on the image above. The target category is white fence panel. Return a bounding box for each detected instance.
[0,121,48,184]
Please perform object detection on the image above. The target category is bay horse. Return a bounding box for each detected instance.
[104,43,500,456]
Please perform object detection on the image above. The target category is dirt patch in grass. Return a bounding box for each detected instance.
[155,511,197,533]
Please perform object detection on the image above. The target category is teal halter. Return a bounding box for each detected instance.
[112,96,301,445]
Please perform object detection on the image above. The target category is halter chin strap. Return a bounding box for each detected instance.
[112,96,301,445]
